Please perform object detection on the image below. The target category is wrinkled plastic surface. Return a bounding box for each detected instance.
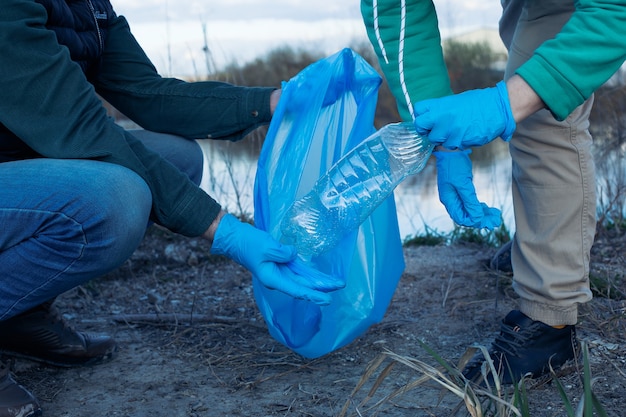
[253,48,406,358]
[280,122,433,256]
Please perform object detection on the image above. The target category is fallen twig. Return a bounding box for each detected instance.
[111,313,245,325]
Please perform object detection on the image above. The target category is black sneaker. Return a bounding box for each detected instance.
[0,360,42,417]
[0,300,117,368]
[462,310,579,385]
[490,240,513,273]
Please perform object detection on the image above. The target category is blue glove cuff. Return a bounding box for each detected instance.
[210,213,237,257]
[495,80,516,141]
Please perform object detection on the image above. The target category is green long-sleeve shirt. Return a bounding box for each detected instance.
[517,0,626,120]
[361,0,626,122]
[0,0,275,237]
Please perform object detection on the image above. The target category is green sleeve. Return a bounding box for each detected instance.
[0,0,220,237]
[360,0,452,122]
[93,15,275,141]
[517,0,626,120]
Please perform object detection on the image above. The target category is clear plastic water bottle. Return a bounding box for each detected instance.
[280,122,434,256]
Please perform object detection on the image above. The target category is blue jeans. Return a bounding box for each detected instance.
[0,130,203,320]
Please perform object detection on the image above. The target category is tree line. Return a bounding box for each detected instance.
[107,39,625,149]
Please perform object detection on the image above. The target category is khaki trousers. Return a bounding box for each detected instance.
[500,0,596,325]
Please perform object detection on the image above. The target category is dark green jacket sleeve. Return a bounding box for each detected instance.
[361,0,452,121]
[0,0,273,236]
[517,0,626,121]
[92,15,275,141]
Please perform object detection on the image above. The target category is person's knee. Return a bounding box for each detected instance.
[86,163,152,260]
[42,161,153,275]
[129,130,204,186]
[0,160,153,315]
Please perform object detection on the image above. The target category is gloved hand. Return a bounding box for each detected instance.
[414,81,516,150]
[210,214,344,305]
[434,150,502,229]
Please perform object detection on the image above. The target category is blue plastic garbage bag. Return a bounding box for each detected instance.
[253,48,405,358]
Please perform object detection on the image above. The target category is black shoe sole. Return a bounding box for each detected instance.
[0,348,117,368]
[525,356,581,389]
[465,355,581,390]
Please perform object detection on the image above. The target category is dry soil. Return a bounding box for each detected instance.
[11,226,626,417]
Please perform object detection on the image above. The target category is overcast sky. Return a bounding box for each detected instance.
[111,1,502,77]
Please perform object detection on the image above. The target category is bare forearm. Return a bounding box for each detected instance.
[506,75,545,123]
[270,89,281,115]
[203,210,226,246]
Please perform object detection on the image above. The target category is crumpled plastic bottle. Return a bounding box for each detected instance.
[281,122,433,256]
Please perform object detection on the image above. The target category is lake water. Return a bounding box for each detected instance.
[198,134,624,241]
[198,137,514,240]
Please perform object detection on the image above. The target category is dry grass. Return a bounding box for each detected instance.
[336,338,618,417]
[338,346,524,417]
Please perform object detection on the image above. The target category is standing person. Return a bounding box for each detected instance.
[361,0,625,384]
[0,1,341,416]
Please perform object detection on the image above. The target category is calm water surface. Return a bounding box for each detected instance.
[199,134,624,240]
[198,137,514,239]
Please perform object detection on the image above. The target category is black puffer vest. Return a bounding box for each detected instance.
[35,0,116,73]
[0,0,116,160]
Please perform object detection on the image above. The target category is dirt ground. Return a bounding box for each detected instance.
[12,226,626,417]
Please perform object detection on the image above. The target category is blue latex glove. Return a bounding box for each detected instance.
[210,214,344,305]
[434,150,502,229]
[414,81,516,150]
